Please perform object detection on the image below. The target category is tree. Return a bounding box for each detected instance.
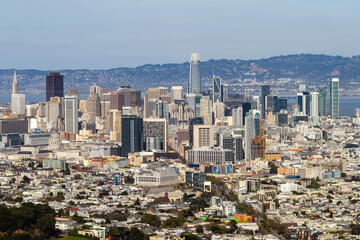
[196,225,203,234]
[269,163,278,174]
[182,233,202,240]
[23,176,31,184]
[109,226,146,240]
[341,172,347,178]
[140,214,161,227]
[134,198,141,206]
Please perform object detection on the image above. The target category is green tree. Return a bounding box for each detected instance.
[140,214,161,227]
[196,225,203,234]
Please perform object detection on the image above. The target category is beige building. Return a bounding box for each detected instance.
[193,125,214,148]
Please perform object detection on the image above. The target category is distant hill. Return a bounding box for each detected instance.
[1,54,360,94]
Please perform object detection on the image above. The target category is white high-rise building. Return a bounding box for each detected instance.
[232,107,243,125]
[200,96,212,125]
[11,70,25,115]
[64,95,79,134]
[171,86,184,102]
[11,94,25,115]
[310,92,319,117]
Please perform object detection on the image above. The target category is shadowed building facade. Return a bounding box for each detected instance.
[46,72,64,102]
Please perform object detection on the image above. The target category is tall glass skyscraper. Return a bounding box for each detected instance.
[330,78,339,118]
[121,115,143,157]
[189,53,201,94]
[261,85,270,119]
[213,75,221,102]
[318,86,327,117]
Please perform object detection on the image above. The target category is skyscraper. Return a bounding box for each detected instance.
[64,95,79,134]
[171,86,184,103]
[330,78,339,118]
[310,92,319,117]
[189,53,201,94]
[121,115,143,157]
[12,70,18,94]
[46,72,64,102]
[193,125,214,148]
[110,92,125,111]
[245,110,261,160]
[87,92,101,117]
[261,85,270,119]
[213,75,221,103]
[11,70,25,115]
[318,86,327,117]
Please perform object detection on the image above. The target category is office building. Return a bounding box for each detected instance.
[67,89,80,102]
[234,136,245,161]
[171,86,184,103]
[155,100,169,119]
[189,117,203,146]
[117,86,141,107]
[45,97,63,122]
[186,93,202,116]
[200,96,212,125]
[188,146,234,164]
[318,86,327,117]
[213,100,225,119]
[261,85,270,119]
[87,92,101,117]
[24,131,51,145]
[330,78,339,118]
[43,159,66,170]
[193,125,214,148]
[310,92,319,117]
[64,95,79,134]
[110,92,125,111]
[186,171,206,188]
[46,72,64,101]
[0,119,28,134]
[297,92,310,115]
[134,171,179,187]
[143,118,168,152]
[11,70,25,115]
[11,94,25,115]
[121,115,143,157]
[232,107,243,125]
[245,110,261,160]
[144,87,167,118]
[252,96,260,111]
[213,75,222,103]
[189,53,201,94]
[276,110,288,127]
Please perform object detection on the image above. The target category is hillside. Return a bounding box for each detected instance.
[1,54,360,94]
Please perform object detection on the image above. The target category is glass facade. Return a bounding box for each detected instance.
[121,115,143,157]
[330,78,339,118]
[318,86,327,117]
[189,53,201,94]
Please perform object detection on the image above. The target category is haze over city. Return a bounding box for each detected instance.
[1,0,360,69]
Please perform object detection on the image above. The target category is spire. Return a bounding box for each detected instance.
[12,70,18,94]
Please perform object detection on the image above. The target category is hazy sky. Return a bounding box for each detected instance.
[1,0,360,69]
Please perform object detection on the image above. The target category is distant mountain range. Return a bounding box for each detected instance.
[1,54,360,94]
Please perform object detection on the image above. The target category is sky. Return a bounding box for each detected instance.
[0,0,360,70]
